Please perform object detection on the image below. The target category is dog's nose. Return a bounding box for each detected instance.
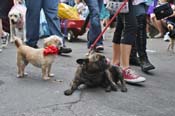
[11,20,17,24]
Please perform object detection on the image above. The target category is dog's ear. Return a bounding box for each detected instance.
[54,38,60,45]
[43,39,48,48]
[43,37,52,48]
[76,58,89,64]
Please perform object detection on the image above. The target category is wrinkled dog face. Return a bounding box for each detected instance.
[64,51,128,96]
[77,52,110,73]
[9,12,22,24]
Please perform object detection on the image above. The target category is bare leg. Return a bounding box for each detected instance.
[112,43,120,65]
[0,19,3,37]
[151,17,165,37]
[120,44,132,69]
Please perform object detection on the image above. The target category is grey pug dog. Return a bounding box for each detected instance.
[64,51,127,96]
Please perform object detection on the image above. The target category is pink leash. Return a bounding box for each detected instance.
[89,0,129,52]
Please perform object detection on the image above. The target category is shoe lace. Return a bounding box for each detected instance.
[125,68,139,79]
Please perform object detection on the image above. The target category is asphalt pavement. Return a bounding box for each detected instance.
[0,30,175,116]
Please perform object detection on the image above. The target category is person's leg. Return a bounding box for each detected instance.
[0,0,13,48]
[154,20,165,38]
[151,16,165,38]
[120,2,146,83]
[146,15,151,38]
[0,19,2,52]
[0,19,3,37]
[112,43,120,65]
[130,3,146,67]
[25,0,42,48]
[136,14,155,72]
[0,20,9,49]
[43,0,72,54]
[112,15,123,65]
[84,0,103,50]
[129,42,140,66]
[120,14,137,69]
[43,0,63,40]
[134,3,155,72]
[120,44,131,69]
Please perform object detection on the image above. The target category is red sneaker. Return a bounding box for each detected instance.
[123,67,146,83]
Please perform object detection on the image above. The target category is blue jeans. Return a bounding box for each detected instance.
[84,0,103,48]
[25,0,63,47]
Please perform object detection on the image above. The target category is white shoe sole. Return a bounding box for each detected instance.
[125,77,146,84]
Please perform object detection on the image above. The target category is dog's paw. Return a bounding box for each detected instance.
[105,86,111,92]
[48,73,54,77]
[64,89,73,96]
[43,77,50,80]
[112,85,118,91]
[121,87,127,92]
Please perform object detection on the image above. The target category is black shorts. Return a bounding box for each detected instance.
[0,0,13,19]
[112,1,137,45]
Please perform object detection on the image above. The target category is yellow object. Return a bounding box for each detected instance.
[58,3,80,20]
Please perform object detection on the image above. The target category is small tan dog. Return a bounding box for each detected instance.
[167,23,175,53]
[8,3,26,42]
[14,35,61,80]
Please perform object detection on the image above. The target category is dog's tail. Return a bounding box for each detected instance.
[14,36,23,48]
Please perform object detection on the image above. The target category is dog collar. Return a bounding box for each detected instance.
[43,45,59,56]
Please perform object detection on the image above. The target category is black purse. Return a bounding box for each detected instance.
[153,2,173,20]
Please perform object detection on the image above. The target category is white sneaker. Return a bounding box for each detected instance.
[1,33,9,48]
[146,32,151,38]
[163,32,170,42]
[0,48,2,53]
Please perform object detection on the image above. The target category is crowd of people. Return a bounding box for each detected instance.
[1,0,175,84]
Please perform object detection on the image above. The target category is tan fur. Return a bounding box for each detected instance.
[14,0,24,4]
[168,38,175,53]
[14,35,61,80]
[167,24,175,53]
[8,4,26,42]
